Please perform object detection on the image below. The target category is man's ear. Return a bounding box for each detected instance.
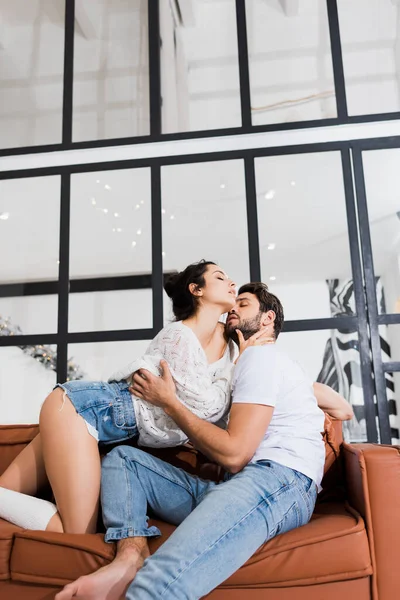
[260,310,276,328]
[188,283,202,297]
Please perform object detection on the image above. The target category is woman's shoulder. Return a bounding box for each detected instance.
[148,321,200,362]
[159,320,187,334]
[152,321,192,345]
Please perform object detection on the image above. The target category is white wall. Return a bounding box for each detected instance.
[0,289,153,424]
[0,346,56,424]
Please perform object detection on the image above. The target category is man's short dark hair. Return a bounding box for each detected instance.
[238,282,284,339]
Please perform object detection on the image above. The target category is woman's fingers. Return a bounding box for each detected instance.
[247,329,274,346]
[253,327,271,339]
[257,335,274,342]
[237,328,274,354]
[236,329,245,345]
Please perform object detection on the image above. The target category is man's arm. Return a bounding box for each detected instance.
[130,360,273,474]
[313,382,354,420]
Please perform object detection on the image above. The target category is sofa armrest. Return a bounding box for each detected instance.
[343,442,400,600]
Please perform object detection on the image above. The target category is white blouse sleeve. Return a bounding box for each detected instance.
[108,353,157,383]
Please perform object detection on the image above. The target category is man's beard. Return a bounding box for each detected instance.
[225,313,262,346]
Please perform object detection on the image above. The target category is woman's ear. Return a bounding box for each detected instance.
[188,283,202,297]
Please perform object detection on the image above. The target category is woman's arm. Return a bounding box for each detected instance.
[313,382,354,421]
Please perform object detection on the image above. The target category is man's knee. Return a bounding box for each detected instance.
[103,445,144,467]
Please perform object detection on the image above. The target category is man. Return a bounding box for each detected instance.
[56,283,350,600]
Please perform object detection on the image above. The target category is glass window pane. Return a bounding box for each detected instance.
[246,0,336,126]
[0,296,58,336]
[278,329,366,442]
[68,340,150,381]
[69,289,152,333]
[161,0,241,133]
[0,346,57,424]
[378,324,400,444]
[161,160,250,320]
[0,177,60,334]
[380,324,400,363]
[391,372,400,444]
[255,152,354,321]
[362,150,400,315]
[73,0,149,142]
[69,168,152,332]
[0,1,64,149]
[338,0,400,116]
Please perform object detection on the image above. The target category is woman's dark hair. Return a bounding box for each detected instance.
[238,282,284,339]
[164,260,216,320]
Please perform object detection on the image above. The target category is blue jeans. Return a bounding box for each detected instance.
[55,380,138,443]
[101,446,317,600]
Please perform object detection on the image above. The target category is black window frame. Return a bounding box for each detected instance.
[1,136,400,443]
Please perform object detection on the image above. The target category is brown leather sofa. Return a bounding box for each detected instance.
[0,420,398,600]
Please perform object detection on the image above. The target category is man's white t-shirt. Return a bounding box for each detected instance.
[231,345,326,490]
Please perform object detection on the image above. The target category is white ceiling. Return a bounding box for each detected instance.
[0,0,399,147]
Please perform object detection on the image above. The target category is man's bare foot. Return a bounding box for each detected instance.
[55,543,147,600]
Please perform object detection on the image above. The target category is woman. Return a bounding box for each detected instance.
[0,261,251,535]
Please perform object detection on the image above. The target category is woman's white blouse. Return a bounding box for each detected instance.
[108,321,236,447]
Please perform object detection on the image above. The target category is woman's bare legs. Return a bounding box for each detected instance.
[0,433,47,495]
[0,389,101,533]
[39,388,101,534]
[0,431,64,532]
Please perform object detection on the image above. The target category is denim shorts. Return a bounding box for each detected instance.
[54,380,138,444]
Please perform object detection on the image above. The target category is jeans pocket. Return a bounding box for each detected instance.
[273,501,302,537]
[306,483,318,521]
[296,473,317,523]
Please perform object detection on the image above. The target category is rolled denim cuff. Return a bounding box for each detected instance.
[104,525,162,543]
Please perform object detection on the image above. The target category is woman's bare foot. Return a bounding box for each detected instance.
[55,542,148,600]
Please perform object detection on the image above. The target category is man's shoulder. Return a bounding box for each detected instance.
[236,344,278,372]
[238,345,301,378]
[241,344,278,360]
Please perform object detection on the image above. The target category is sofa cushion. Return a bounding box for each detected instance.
[0,519,23,580]
[221,503,372,587]
[9,503,371,588]
[10,532,115,587]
